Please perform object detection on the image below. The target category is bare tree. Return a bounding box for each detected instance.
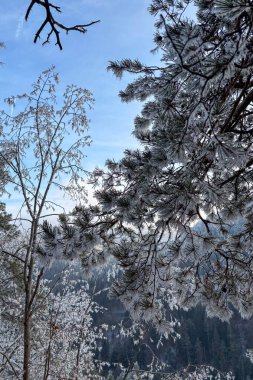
[0,66,93,380]
[0,260,108,379]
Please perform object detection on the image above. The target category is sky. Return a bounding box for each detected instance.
[0,0,195,218]
[0,0,159,168]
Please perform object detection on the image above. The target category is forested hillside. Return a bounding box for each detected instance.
[90,274,253,379]
[44,264,253,379]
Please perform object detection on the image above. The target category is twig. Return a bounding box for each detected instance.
[25,0,100,49]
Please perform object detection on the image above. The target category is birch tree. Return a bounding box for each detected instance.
[0,66,93,380]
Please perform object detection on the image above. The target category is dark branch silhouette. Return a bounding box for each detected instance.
[25,0,100,50]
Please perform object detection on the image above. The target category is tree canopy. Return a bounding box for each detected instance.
[41,0,253,328]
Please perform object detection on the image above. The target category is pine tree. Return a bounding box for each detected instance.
[56,0,253,325]
[195,338,204,365]
[42,1,253,375]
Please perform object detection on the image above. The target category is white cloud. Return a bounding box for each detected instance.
[15,16,24,39]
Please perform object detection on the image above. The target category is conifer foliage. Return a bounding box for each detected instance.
[46,0,253,326]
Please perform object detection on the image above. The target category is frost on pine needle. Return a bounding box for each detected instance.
[39,0,253,333]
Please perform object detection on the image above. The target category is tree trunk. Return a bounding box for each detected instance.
[23,314,31,380]
[23,254,34,380]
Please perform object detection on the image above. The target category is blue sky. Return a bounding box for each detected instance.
[0,0,195,216]
[0,0,161,170]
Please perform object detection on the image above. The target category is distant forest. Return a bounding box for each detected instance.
[98,302,253,379]
[85,273,253,380]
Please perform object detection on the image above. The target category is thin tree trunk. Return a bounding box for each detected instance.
[23,252,34,380]
[23,313,31,380]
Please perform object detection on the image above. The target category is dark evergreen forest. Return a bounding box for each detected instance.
[44,262,253,378]
[90,274,253,379]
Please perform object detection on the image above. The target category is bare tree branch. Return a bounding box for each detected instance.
[25,0,100,50]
